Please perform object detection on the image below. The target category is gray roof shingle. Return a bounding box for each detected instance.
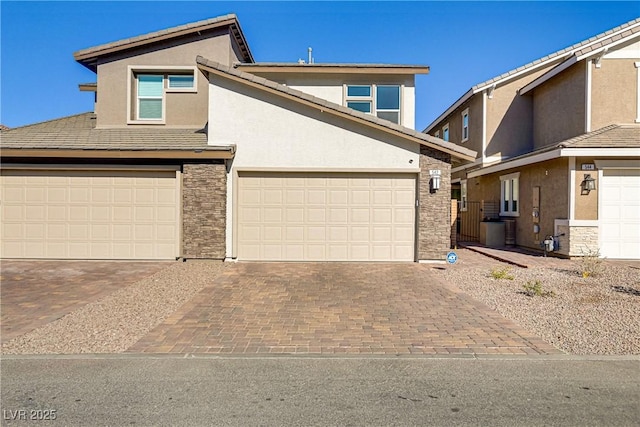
[0,112,231,155]
[558,124,640,149]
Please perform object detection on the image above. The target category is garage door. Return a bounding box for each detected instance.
[600,169,640,259]
[237,172,416,261]
[1,169,179,259]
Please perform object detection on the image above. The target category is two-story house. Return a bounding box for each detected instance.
[425,18,640,260]
[0,14,475,262]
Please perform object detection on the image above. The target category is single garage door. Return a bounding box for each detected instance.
[237,172,416,261]
[1,169,179,259]
[600,169,640,259]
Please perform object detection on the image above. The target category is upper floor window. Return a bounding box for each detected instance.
[128,66,197,124]
[346,85,372,113]
[500,172,520,216]
[345,84,401,124]
[137,75,163,120]
[442,123,450,142]
[461,108,469,142]
[168,74,195,90]
[435,130,440,138]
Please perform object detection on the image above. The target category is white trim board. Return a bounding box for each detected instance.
[468,148,640,178]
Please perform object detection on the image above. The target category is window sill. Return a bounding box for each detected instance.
[500,212,520,217]
[127,119,166,125]
[166,88,197,94]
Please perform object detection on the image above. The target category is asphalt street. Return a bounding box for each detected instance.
[1,355,639,426]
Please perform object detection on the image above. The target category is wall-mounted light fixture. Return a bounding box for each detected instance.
[580,173,596,194]
[429,169,441,192]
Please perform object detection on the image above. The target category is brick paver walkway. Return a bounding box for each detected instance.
[128,263,560,356]
[0,261,170,344]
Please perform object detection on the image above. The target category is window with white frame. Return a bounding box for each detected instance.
[345,84,401,124]
[442,123,450,142]
[129,66,196,123]
[460,180,468,211]
[461,108,469,142]
[137,75,164,120]
[376,85,400,123]
[168,74,195,90]
[500,172,520,216]
[345,85,372,113]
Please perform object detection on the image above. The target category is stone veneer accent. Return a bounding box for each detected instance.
[556,223,599,257]
[182,162,226,259]
[418,146,452,260]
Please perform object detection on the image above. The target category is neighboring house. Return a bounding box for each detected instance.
[425,18,640,260]
[0,14,475,262]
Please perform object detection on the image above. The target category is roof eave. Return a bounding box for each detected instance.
[0,147,235,160]
[73,15,253,69]
[235,64,430,75]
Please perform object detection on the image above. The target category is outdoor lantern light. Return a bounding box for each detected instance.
[581,174,596,193]
[429,170,441,192]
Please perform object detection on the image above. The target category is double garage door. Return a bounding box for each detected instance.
[600,169,640,259]
[237,172,417,261]
[0,169,179,260]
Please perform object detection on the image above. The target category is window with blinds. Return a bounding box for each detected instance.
[137,74,163,120]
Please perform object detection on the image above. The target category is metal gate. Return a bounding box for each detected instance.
[457,201,481,242]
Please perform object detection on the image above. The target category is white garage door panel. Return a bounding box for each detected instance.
[600,169,640,259]
[238,173,416,261]
[1,170,179,260]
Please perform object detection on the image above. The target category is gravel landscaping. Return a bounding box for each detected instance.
[434,256,640,355]
[1,261,226,355]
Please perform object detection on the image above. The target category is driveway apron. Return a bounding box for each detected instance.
[0,261,169,344]
[129,263,560,355]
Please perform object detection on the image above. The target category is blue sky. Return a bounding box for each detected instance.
[1,1,639,130]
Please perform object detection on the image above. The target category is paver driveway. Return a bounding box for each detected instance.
[129,263,560,355]
[0,261,170,344]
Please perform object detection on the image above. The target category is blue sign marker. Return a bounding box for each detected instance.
[446,251,458,264]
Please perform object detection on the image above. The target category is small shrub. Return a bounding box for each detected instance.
[522,280,556,297]
[490,266,514,280]
[578,248,604,278]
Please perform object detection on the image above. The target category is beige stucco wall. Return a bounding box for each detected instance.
[95,29,240,128]
[428,65,553,164]
[430,96,483,159]
[532,62,586,149]
[484,66,552,161]
[591,58,639,130]
[465,158,568,250]
[573,157,599,220]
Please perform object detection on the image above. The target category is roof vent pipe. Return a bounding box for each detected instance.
[308,47,313,64]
